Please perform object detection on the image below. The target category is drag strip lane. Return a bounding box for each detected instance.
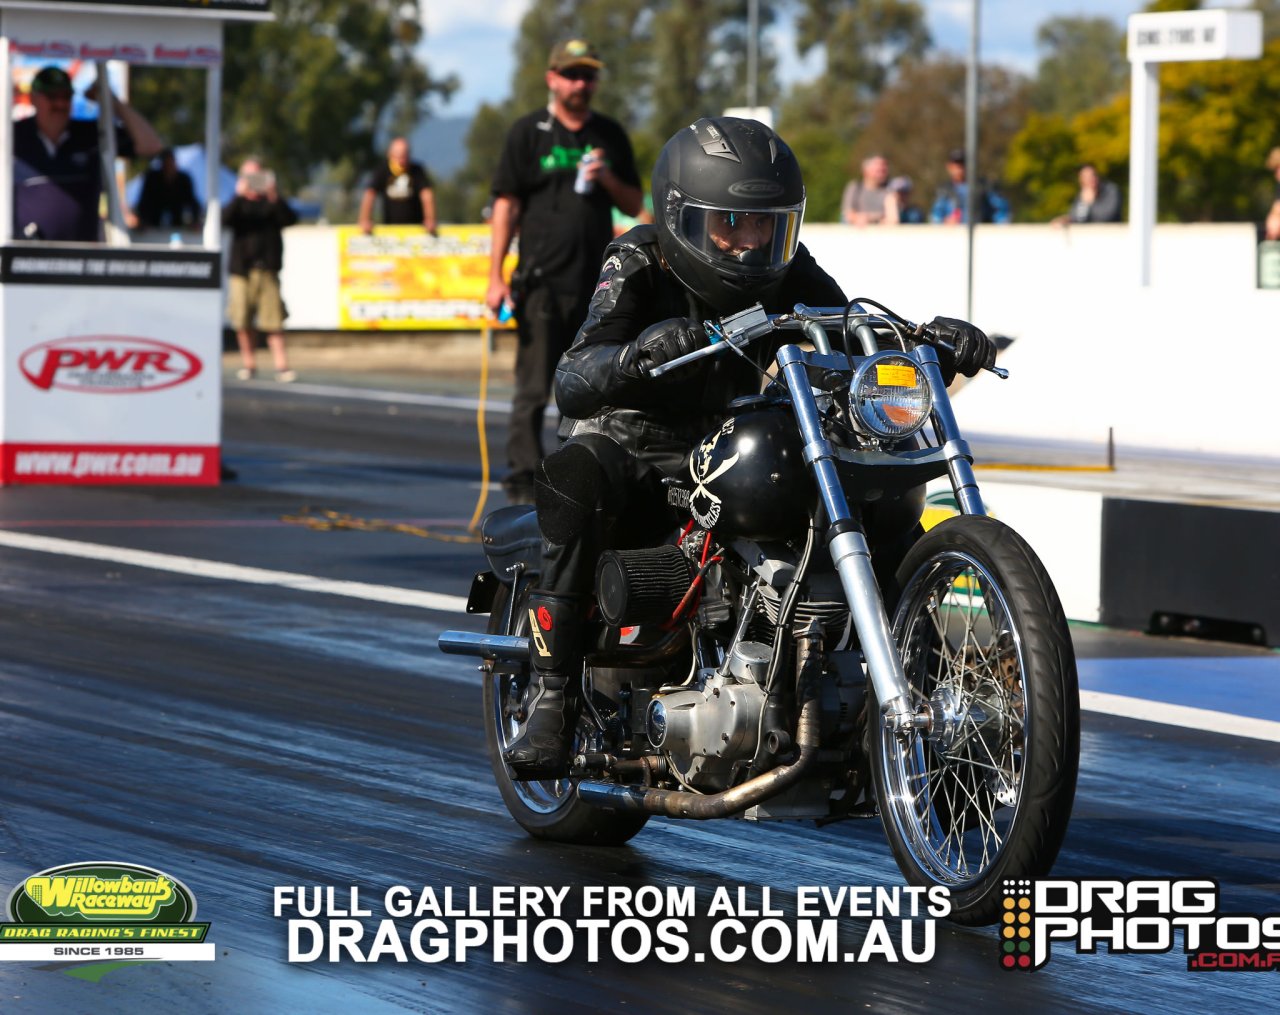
[2,527,1277,744]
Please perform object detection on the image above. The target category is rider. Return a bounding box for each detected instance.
[505,117,996,778]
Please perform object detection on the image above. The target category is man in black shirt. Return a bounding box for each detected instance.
[223,158,299,382]
[13,65,163,242]
[132,147,201,230]
[357,137,436,234]
[485,39,643,504]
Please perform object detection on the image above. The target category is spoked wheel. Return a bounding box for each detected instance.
[482,581,649,845]
[871,515,1079,925]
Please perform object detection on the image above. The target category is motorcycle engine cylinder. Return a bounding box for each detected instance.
[596,545,695,627]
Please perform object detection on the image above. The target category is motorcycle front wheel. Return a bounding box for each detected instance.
[482,580,649,846]
[871,515,1079,925]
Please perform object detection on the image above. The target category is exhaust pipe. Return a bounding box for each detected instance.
[437,631,529,662]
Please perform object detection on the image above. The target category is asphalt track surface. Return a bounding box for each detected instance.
[0,376,1276,1014]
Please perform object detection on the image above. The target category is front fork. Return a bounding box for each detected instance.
[776,344,983,735]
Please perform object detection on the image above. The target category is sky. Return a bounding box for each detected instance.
[420,1,1181,118]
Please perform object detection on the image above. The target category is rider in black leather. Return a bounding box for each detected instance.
[504,117,995,779]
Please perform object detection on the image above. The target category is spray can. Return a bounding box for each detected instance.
[574,151,598,195]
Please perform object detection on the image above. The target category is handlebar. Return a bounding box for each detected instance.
[648,302,1009,380]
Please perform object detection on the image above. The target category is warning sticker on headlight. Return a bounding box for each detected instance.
[876,364,917,387]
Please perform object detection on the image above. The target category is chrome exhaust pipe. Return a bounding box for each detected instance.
[437,631,529,662]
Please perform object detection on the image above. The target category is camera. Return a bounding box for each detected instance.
[241,169,275,195]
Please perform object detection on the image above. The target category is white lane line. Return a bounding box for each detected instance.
[0,530,469,614]
[1081,690,1280,744]
[1,531,1276,742]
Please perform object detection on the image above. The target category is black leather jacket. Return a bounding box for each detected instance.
[554,225,846,468]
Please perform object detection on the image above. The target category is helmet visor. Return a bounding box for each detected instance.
[675,202,803,276]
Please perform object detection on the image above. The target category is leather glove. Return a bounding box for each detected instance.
[923,315,996,380]
[619,316,708,378]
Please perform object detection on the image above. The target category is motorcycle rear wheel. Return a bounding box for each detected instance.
[871,515,1079,925]
[482,581,649,845]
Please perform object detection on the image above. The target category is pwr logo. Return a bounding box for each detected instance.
[19,336,202,394]
[997,878,1280,972]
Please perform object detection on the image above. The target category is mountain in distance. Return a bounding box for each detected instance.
[409,115,472,181]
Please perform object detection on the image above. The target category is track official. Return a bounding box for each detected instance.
[485,39,643,504]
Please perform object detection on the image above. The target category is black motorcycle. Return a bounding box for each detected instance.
[440,302,1079,925]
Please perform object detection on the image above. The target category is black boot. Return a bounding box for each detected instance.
[504,590,584,779]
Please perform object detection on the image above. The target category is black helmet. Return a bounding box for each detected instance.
[651,117,805,315]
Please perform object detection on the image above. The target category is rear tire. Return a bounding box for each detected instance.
[482,581,649,845]
[871,515,1079,925]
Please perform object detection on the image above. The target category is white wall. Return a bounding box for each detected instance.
[278,222,1280,461]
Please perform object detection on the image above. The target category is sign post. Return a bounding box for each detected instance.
[1127,9,1262,286]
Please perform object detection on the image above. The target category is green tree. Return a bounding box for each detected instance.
[128,0,455,203]
[793,0,931,105]
[1031,16,1128,119]
[1005,37,1280,222]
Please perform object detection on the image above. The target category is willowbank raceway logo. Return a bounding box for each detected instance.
[999,878,1280,972]
[1,862,214,963]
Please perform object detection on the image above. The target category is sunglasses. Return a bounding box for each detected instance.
[557,67,598,83]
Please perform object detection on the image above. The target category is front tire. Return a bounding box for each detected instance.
[871,515,1079,925]
[482,581,649,845]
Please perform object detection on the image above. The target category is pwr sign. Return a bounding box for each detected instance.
[19,336,203,394]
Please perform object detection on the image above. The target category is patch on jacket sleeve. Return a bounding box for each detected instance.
[595,254,624,293]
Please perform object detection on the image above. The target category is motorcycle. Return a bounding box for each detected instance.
[439,301,1079,925]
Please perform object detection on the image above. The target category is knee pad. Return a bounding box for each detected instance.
[535,443,603,545]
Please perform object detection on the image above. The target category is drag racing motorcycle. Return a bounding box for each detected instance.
[440,301,1079,925]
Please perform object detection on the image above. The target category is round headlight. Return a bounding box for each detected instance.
[849,353,933,440]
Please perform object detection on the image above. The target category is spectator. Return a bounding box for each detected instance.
[13,65,163,242]
[223,158,299,383]
[930,149,1009,224]
[1262,148,1280,240]
[885,176,924,225]
[1053,163,1121,225]
[131,147,201,230]
[357,136,436,235]
[485,39,643,504]
[840,154,891,226]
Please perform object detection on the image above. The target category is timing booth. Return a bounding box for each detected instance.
[0,0,271,485]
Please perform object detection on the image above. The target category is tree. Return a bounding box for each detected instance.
[1030,16,1128,119]
[1005,37,1280,223]
[128,0,455,201]
[793,0,931,106]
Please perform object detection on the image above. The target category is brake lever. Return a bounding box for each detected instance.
[648,304,774,378]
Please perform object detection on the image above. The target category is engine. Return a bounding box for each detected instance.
[634,539,863,793]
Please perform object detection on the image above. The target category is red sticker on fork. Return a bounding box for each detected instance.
[537,607,553,631]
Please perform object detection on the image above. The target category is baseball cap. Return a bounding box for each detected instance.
[947,148,966,165]
[549,39,604,72]
[31,66,73,96]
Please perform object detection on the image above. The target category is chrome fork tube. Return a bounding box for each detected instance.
[914,345,985,516]
[776,345,914,730]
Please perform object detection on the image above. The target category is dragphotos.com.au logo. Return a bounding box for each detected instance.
[999,878,1280,972]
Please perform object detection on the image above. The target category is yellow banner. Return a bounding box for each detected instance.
[337,225,517,330]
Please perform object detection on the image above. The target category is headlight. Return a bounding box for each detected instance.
[848,352,933,440]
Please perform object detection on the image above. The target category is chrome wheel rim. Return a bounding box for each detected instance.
[881,551,1028,886]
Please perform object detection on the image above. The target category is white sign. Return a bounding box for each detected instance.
[1127,9,1262,64]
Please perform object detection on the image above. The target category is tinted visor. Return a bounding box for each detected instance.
[676,203,803,274]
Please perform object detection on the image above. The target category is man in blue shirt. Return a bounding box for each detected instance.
[13,65,163,242]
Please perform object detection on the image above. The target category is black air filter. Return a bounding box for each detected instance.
[596,545,695,627]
